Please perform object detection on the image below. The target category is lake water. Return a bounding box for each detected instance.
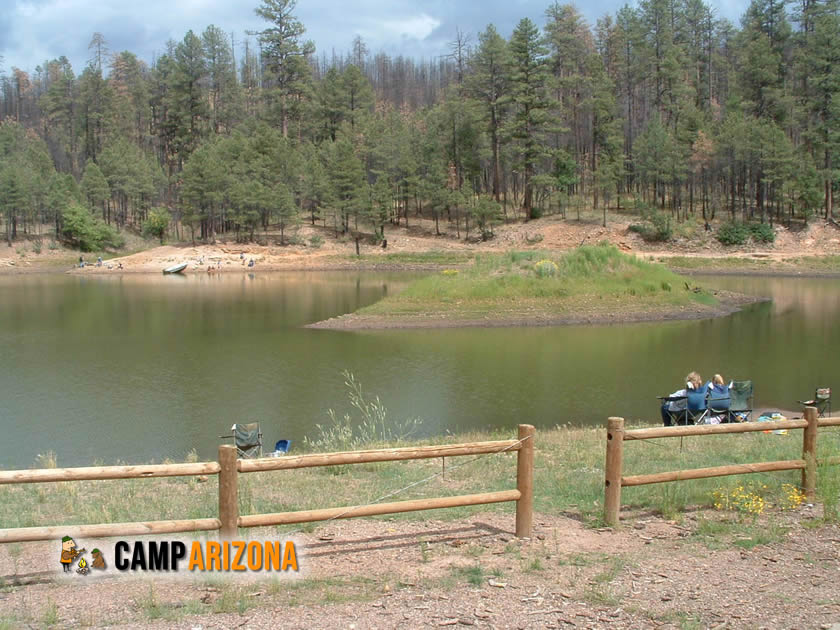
[1,271,838,468]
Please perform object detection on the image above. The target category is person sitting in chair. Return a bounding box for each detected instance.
[704,374,731,424]
[661,371,704,426]
[684,372,709,423]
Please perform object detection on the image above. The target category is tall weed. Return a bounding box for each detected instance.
[304,371,422,452]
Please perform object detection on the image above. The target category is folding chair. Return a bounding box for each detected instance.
[659,395,688,426]
[728,380,753,422]
[706,383,732,424]
[219,423,263,458]
[799,387,831,418]
[685,387,710,425]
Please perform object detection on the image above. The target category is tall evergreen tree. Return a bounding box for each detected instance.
[255,0,315,137]
[467,24,509,202]
[507,18,551,220]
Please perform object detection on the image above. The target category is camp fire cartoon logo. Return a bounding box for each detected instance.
[57,536,299,577]
[59,536,106,576]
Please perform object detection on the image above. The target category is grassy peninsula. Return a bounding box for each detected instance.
[310,244,752,329]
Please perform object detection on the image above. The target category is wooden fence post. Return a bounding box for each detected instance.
[604,417,625,527]
[802,406,818,501]
[515,424,536,538]
[219,445,239,539]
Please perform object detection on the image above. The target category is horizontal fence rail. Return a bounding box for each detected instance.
[623,419,808,440]
[237,440,522,473]
[0,519,222,544]
[238,491,521,528]
[604,407,839,525]
[0,425,535,544]
[0,462,221,485]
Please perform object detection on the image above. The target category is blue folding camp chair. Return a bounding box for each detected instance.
[706,382,732,423]
[685,387,710,424]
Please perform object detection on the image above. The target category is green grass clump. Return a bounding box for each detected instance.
[357,243,717,321]
[454,564,486,586]
[717,222,775,246]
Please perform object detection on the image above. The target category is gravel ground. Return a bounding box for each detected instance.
[2,509,839,629]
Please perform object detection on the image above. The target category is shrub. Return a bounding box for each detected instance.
[142,207,170,244]
[61,203,124,251]
[716,222,748,246]
[712,482,766,520]
[308,235,324,248]
[470,196,502,240]
[629,207,672,242]
[33,240,42,254]
[534,259,559,277]
[749,222,775,243]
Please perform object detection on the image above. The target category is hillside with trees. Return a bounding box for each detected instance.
[1,0,838,250]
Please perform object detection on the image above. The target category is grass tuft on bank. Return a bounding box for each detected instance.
[355,243,717,322]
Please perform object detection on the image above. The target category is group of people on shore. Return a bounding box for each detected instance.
[78,256,122,270]
[205,252,256,273]
[660,371,732,426]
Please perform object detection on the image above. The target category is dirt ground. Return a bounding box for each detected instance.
[2,212,839,275]
[1,509,839,629]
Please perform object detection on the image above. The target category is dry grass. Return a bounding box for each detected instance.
[2,422,838,534]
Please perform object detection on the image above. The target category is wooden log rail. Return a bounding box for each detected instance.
[0,462,221,485]
[604,408,840,525]
[0,425,536,543]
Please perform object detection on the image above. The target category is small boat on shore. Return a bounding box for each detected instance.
[162,263,187,275]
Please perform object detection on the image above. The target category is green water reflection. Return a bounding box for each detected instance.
[1,272,837,467]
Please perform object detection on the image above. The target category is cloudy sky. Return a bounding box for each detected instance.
[1,0,750,75]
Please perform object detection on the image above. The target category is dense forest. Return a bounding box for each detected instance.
[0,0,838,248]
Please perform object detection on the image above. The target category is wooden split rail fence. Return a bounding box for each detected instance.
[604,407,840,525]
[0,425,535,544]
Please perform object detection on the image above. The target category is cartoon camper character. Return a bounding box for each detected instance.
[60,536,84,572]
[91,548,106,570]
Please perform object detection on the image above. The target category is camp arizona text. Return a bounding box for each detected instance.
[114,540,299,572]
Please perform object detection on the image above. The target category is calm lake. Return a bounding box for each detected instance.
[1,271,838,468]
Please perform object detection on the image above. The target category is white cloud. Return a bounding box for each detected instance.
[380,13,441,40]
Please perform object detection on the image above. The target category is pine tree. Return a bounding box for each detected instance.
[170,31,209,164]
[202,25,242,134]
[80,160,110,220]
[507,18,551,220]
[255,0,315,137]
[467,24,509,202]
[800,2,840,217]
[329,133,365,234]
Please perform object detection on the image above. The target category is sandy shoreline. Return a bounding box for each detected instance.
[3,213,838,277]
